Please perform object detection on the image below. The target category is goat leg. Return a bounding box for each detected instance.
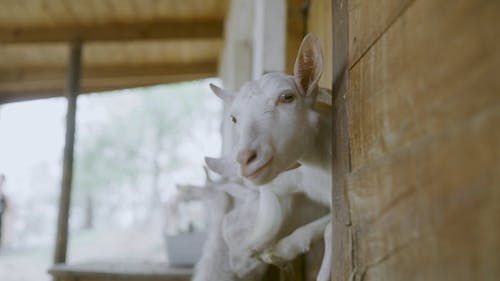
[316,221,332,281]
[260,215,330,265]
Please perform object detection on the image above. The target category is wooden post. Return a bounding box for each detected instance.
[53,42,82,265]
[331,0,352,280]
[252,0,286,78]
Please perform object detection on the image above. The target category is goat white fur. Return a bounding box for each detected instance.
[205,34,333,281]
[189,172,327,281]
[221,179,329,279]
[185,173,267,281]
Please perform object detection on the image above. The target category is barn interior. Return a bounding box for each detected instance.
[0,0,498,281]
[0,0,332,281]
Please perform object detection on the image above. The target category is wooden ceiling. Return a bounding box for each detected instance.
[0,0,228,103]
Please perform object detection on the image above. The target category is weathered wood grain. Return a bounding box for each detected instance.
[0,0,227,103]
[0,40,222,69]
[347,105,500,280]
[332,0,352,280]
[0,0,227,28]
[362,197,500,281]
[0,19,224,43]
[343,0,500,279]
[348,0,413,66]
[348,0,500,171]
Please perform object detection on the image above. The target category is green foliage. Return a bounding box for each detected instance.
[73,81,220,196]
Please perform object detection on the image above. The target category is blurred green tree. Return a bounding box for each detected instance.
[72,81,218,229]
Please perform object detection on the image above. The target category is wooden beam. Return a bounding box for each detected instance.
[54,42,81,266]
[0,61,217,103]
[331,0,352,280]
[0,19,224,43]
[0,62,217,82]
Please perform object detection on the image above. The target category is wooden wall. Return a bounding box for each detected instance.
[333,0,500,280]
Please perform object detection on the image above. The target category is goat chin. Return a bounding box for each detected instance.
[244,188,284,251]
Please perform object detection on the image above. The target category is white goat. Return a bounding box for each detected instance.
[222,181,328,278]
[187,172,268,281]
[205,34,333,281]
[189,169,328,281]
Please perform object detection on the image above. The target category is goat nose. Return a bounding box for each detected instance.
[237,149,258,166]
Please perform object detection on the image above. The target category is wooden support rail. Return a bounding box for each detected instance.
[53,42,81,266]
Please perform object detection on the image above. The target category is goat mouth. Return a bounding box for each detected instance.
[245,157,273,179]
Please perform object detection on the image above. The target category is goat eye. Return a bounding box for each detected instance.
[231,115,237,124]
[279,92,295,104]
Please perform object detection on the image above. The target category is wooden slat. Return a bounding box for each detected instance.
[0,19,224,43]
[331,0,352,280]
[0,73,213,104]
[348,0,500,171]
[87,40,222,66]
[346,105,500,280]
[0,0,228,27]
[0,40,222,69]
[0,62,218,82]
[361,197,500,281]
[0,62,217,103]
[345,0,500,279]
[0,43,67,68]
[348,0,413,67]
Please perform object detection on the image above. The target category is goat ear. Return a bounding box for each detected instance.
[205,157,238,177]
[209,83,234,103]
[293,34,323,97]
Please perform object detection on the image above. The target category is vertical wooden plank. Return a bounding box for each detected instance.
[253,0,287,78]
[53,42,81,265]
[348,0,500,172]
[346,107,500,281]
[344,0,500,279]
[331,0,352,280]
[348,0,413,67]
